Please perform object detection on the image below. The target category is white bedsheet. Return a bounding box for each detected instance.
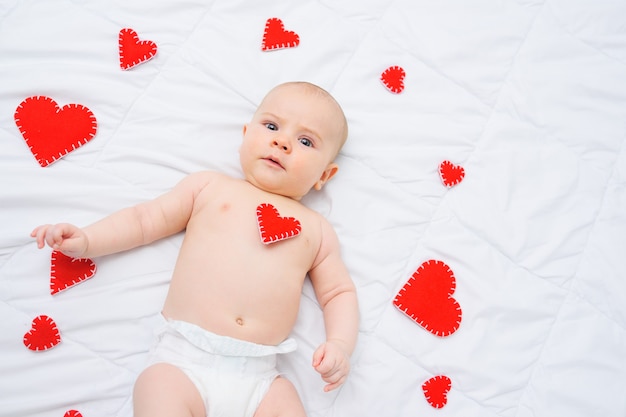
[1,1,625,416]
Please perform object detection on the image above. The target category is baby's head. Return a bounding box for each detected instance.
[240,82,348,200]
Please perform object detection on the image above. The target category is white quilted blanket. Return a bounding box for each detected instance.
[1,1,625,416]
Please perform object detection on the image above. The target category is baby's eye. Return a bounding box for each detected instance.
[299,137,313,147]
[264,123,278,131]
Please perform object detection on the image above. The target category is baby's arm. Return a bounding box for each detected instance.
[309,219,359,392]
[31,171,215,259]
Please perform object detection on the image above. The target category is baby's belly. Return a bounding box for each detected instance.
[161,270,304,346]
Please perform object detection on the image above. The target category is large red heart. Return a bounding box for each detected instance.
[14,96,97,167]
[439,160,465,188]
[261,18,300,51]
[393,259,462,337]
[119,28,157,70]
[23,315,61,351]
[64,411,83,417]
[256,203,301,244]
[381,65,405,94]
[50,250,97,295]
[422,375,452,408]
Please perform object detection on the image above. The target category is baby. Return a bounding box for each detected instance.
[32,82,359,417]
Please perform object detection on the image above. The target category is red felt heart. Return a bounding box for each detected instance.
[50,250,97,295]
[23,315,61,351]
[393,259,462,337]
[381,65,405,94]
[257,203,301,244]
[119,28,157,70]
[261,18,300,51]
[422,375,452,408]
[64,411,83,417]
[14,96,97,167]
[439,160,465,188]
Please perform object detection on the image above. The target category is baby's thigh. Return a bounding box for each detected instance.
[254,377,307,417]
[133,363,205,417]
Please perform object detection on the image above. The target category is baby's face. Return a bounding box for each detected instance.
[239,84,345,200]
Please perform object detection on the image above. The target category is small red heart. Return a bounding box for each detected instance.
[50,250,97,295]
[64,411,83,417]
[119,28,157,70]
[257,203,301,244]
[381,65,405,94]
[422,375,452,408]
[23,315,61,351]
[14,96,97,167]
[261,17,300,51]
[393,259,462,337]
[439,160,465,188]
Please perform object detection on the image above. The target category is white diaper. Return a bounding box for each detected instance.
[147,317,297,417]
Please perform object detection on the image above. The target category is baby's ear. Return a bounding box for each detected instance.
[314,163,339,190]
[242,124,248,135]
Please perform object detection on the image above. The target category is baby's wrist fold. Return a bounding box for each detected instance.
[325,338,352,357]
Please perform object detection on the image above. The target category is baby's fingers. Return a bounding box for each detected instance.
[314,352,338,378]
[31,225,51,249]
[315,356,348,391]
[47,225,73,250]
[323,374,347,392]
[312,344,326,368]
[32,224,67,250]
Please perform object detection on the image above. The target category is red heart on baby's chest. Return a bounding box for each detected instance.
[256,203,301,244]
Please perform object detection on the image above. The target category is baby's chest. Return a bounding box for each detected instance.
[194,197,320,255]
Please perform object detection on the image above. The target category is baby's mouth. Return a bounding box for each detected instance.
[264,156,284,169]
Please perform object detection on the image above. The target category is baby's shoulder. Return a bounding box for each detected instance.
[185,170,227,184]
[171,171,237,208]
[293,204,337,240]
[181,170,234,192]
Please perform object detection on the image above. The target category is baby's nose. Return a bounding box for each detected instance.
[272,137,291,152]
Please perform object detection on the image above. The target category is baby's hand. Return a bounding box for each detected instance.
[31,223,88,258]
[312,340,351,392]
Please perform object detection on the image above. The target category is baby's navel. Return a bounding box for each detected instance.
[235,317,244,326]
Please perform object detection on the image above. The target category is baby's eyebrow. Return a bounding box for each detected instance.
[295,118,322,141]
[301,126,322,141]
[260,112,323,141]
[260,111,280,121]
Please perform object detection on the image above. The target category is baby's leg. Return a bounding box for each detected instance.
[254,377,307,417]
[133,363,205,417]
